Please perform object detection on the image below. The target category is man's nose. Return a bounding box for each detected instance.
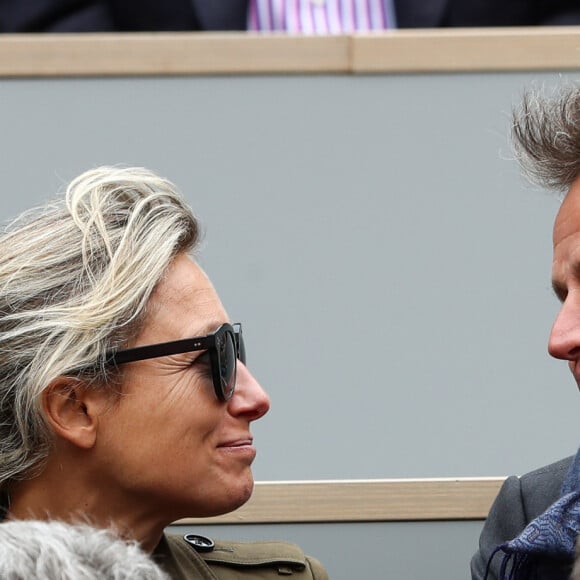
[548,296,580,360]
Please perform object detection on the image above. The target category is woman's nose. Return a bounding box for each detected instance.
[228,363,270,421]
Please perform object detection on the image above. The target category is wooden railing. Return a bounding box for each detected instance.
[177,477,506,525]
[0,27,580,77]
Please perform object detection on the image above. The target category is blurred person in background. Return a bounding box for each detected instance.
[1,0,580,33]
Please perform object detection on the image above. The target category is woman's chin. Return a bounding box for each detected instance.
[218,478,255,515]
[191,477,255,519]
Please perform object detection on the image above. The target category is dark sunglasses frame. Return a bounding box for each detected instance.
[104,322,244,401]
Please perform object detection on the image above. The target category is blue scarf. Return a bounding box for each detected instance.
[486,450,580,580]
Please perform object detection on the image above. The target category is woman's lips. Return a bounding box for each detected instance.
[218,438,253,448]
[217,438,256,460]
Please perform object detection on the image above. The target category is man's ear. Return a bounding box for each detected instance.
[41,378,107,450]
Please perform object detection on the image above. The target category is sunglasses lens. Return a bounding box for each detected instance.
[236,332,246,365]
[219,330,236,399]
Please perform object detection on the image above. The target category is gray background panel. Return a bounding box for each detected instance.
[1,70,578,578]
[0,72,574,479]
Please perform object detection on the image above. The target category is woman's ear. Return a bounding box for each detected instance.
[41,378,108,450]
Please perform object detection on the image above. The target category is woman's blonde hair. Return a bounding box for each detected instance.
[0,166,199,492]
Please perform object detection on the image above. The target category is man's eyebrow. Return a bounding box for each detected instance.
[551,260,580,301]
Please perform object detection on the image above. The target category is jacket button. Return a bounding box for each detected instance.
[183,534,215,553]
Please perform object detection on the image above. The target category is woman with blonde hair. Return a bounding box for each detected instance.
[0,166,327,579]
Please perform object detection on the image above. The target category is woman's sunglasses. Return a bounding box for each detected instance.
[104,322,245,401]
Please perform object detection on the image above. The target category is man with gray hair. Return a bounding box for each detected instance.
[0,520,169,579]
[471,86,580,579]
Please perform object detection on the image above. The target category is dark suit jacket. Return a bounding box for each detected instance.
[396,0,580,27]
[2,0,580,32]
[470,456,574,580]
[0,0,248,32]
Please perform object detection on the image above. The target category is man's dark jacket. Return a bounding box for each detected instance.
[2,0,580,32]
[471,456,574,580]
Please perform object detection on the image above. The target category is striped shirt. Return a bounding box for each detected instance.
[248,0,396,33]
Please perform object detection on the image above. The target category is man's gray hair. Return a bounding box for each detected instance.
[512,84,580,191]
[0,166,199,499]
[0,520,169,579]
